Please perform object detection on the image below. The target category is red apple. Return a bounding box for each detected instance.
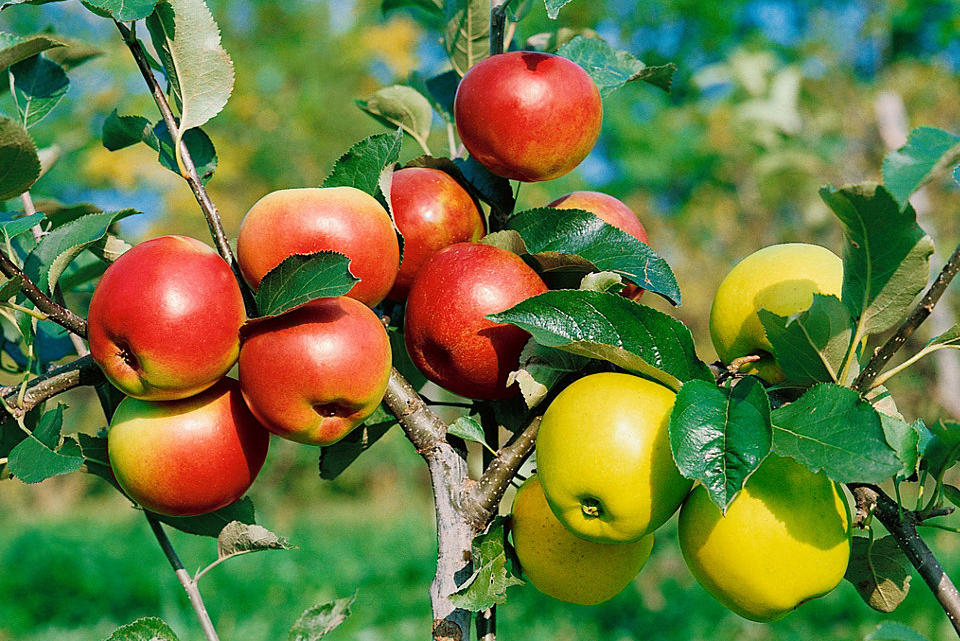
[107,377,270,517]
[403,242,548,399]
[86,235,246,401]
[454,51,603,182]
[549,191,649,300]
[236,186,400,307]
[387,167,486,300]
[238,296,392,446]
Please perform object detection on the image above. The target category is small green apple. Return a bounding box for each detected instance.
[511,475,654,605]
[709,243,843,382]
[678,454,852,622]
[535,372,691,543]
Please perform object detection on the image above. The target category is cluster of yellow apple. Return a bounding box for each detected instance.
[510,243,852,622]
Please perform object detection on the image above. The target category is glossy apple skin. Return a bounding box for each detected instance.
[107,377,270,517]
[238,296,392,446]
[454,51,603,182]
[387,167,485,301]
[549,191,649,300]
[87,235,246,401]
[236,186,400,307]
[403,242,548,399]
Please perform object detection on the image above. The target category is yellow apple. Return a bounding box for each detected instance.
[709,243,843,382]
[677,454,851,622]
[535,372,691,543]
[510,475,654,605]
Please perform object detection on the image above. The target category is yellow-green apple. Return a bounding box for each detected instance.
[86,235,246,401]
[548,190,649,300]
[511,475,655,605]
[236,186,400,307]
[238,296,391,446]
[107,377,270,517]
[678,454,852,622]
[709,243,843,382]
[536,372,691,543]
[403,242,547,399]
[387,167,485,300]
[454,51,602,182]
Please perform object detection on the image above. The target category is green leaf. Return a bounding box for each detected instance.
[81,0,159,21]
[102,110,157,152]
[489,289,712,391]
[288,593,356,641]
[44,37,102,71]
[0,115,41,200]
[10,55,69,128]
[443,0,490,75]
[926,324,960,349]
[7,405,84,484]
[356,85,434,152]
[865,622,931,641]
[771,384,901,483]
[319,408,395,481]
[557,36,675,94]
[883,127,960,209]
[879,414,923,481]
[0,275,22,300]
[821,183,934,335]
[509,341,589,409]
[449,516,524,611]
[77,431,121,492]
[453,155,514,215]
[919,420,960,479]
[145,0,234,142]
[507,207,681,305]
[23,209,137,294]
[758,293,854,385]
[217,521,292,559]
[154,496,257,537]
[0,32,67,73]
[382,0,442,16]
[103,617,181,641]
[252,251,358,318]
[845,535,911,613]
[322,130,403,199]
[0,211,44,241]
[421,68,459,118]
[154,121,217,184]
[942,484,960,509]
[448,415,485,445]
[670,377,772,512]
[543,0,573,19]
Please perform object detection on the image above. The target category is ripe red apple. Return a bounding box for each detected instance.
[236,186,400,307]
[86,235,246,401]
[454,51,603,182]
[403,242,548,399]
[549,190,649,300]
[387,167,486,300]
[107,377,270,517]
[238,296,392,446]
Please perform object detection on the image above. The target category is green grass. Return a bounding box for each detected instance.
[0,430,958,641]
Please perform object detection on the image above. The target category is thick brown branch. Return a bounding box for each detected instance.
[1,354,104,417]
[854,239,960,392]
[0,251,87,338]
[462,416,539,530]
[382,368,448,452]
[850,483,960,635]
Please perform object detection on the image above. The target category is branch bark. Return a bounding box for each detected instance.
[850,484,960,635]
[0,250,87,338]
[0,354,104,417]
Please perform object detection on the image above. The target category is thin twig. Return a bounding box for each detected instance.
[0,355,104,417]
[853,239,960,393]
[0,250,87,337]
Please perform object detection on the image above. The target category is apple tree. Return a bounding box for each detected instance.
[0,0,959,640]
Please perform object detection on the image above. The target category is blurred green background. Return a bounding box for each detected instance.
[1,0,959,639]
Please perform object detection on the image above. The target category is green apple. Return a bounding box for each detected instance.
[677,453,851,622]
[709,243,843,382]
[511,475,654,605]
[535,372,691,543]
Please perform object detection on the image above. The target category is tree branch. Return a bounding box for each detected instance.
[114,21,256,317]
[853,238,960,393]
[0,250,87,338]
[850,483,960,635]
[0,355,104,417]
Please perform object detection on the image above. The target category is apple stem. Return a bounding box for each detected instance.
[113,20,258,318]
[489,0,514,57]
[144,511,223,641]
